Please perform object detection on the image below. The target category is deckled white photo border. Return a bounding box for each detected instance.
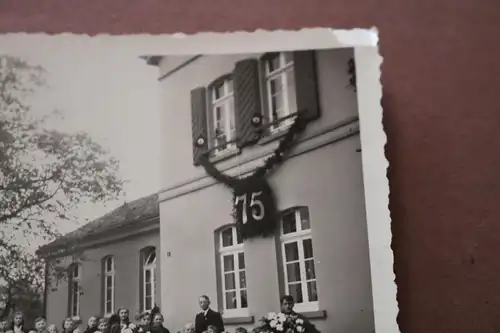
[0,28,396,333]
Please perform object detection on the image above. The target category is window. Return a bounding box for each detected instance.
[142,247,156,312]
[279,208,318,312]
[218,226,248,317]
[210,78,236,155]
[68,263,81,318]
[264,52,297,132]
[103,256,115,315]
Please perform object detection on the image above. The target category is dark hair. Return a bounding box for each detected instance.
[34,318,45,324]
[139,312,151,320]
[199,295,210,302]
[280,295,294,304]
[235,328,248,333]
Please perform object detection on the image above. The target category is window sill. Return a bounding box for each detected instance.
[209,148,240,163]
[222,315,254,325]
[258,126,291,145]
[71,317,82,325]
[297,310,327,320]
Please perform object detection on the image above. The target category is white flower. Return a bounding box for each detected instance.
[129,324,136,330]
[269,320,278,328]
[296,326,305,333]
[295,319,304,325]
[267,312,277,320]
[277,313,286,323]
[276,324,283,332]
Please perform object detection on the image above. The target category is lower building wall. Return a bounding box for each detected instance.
[45,231,160,329]
[159,134,375,333]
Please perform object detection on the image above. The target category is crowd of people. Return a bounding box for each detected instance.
[0,295,312,333]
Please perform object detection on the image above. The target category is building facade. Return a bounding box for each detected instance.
[148,48,375,332]
[38,194,160,328]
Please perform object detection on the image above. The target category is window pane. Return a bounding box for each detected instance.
[268,55,280,73]
[288,283,303,303]
[282,212,297,234]
[106,301,112,314]
[305,259,316,280]
[270,77,282,95]
[228,100,235,132]
[226,80,233,93]
[106,275,112,287]
[286,69,297,114]
[238,252,245,269]
[239,271,246,289]
[303,239,314,259]
[286,263,301,283]
[145,283,152,296]
[214,83,224,100]
[300,210,310,230]
[307,281,318,302]
[240,290,248,308]
[145,296,152,311]
[236,229,243,244]
[224,272,236,290]
[284,242,299,262]
[225,291,237,309]
[221,228,233,247]
[106,288,112,301]
[283,52,294,65]
[73,265,79,278]
[145,269,151,283]
[223,255,235,272]
[106,257,113,272]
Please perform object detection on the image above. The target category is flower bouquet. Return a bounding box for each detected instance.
[252,312,320,333]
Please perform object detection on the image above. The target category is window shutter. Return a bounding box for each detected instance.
[190,87,208,165]
[100,260,105,315]
[293,51,320,121]
[139,251,144,312]
[233,58,263,148]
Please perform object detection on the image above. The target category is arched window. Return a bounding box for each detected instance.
[102,256,115,315]
[68,263,82,318]
[218,226,248,317]
[141,247,156,312]
[279,207,318,312]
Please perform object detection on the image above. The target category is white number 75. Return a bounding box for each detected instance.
[234,191,265,224]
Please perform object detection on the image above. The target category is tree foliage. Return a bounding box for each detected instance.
[0,56,124,319]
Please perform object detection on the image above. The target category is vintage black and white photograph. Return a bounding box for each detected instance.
[0,30,392,333]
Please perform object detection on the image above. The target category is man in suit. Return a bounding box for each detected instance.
[194,295,224,333]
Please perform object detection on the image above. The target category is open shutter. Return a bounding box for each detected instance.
[293,51,320,121]
[100,260,105,315]
[190,87,208,165]
[233,58,263,148]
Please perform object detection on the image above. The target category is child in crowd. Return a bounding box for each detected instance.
[47,325,58,333]
[96,318,110,333]
[150,314,169,333]
[206,326,218,333]
[84,317,99,333]
[0,321,9,333]
[137,313,151,333]
[235,328,247,333]
[61,318,75,333]
[34,318,47,333]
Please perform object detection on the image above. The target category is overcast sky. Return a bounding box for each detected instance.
[5,43,161,242]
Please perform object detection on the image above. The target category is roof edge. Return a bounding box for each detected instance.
[37,214,159,257]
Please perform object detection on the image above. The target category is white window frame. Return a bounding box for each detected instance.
[280,209,319,312]
[211,78,237,156]
[219,226,249,318]
[264,52,297,133]
[103,256,115,316]
[69,263,81,319]
[143,248,156,312]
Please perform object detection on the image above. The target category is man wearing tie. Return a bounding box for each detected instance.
[194,295,224,333]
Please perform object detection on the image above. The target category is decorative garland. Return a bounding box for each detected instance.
[199,113,309,240]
